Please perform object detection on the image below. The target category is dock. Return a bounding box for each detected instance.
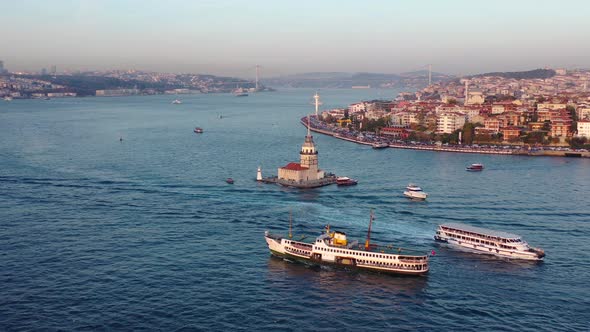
[259,175,337,188]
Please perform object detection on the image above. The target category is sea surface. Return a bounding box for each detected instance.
[1,90,589,331]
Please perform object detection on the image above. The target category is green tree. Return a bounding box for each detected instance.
[461,122,476,145]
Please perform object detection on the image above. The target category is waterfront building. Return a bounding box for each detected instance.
[501,127,521,141]
[436,112,466,134]
[577,120,590,138]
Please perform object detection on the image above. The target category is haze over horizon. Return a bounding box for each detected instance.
[2,0,589,78]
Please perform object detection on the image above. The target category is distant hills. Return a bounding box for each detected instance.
[264,71,453,89]
[470,68,556,80]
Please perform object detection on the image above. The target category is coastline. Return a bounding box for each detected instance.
[301,117,590,158]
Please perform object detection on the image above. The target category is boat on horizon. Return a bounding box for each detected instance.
[233,87,248,97]
[226,178,234,184]
[466,163,484,171]
[172,99,182,104]
[194,127,203,134]
[434,223,545,261]
[264,210,429,276]
[336,176,358,186]
[4,96,13,101]
[404,184,428,200]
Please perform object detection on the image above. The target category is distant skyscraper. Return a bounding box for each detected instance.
[0,60,5,73]
[51,65,56,75]
[41,68,47,75]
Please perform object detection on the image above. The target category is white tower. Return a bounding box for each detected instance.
[428,64,432,86]
[313,92,322,118]
[464,80,470,105]
[300,116,319,175]
[256,166,263,181]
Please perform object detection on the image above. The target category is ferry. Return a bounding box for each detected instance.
[264,211,429,276]
[434,223,545,261]
[336,176,358,186]
[466,163,484,171]
[372,142,389,149]
[194,127,203,134]
[404,184,428,200]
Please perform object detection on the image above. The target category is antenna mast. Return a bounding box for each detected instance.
[365,209,374,250]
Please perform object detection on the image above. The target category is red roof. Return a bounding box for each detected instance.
[281,162,308,171]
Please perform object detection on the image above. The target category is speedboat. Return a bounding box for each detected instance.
[194,127,203,134]
[466,163,484,171]
[172,99,182,104]
[336,176,358,186]
[404,184,428,200]
[226,178,234,184]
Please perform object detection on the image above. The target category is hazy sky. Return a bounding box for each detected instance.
[2,0,589,77]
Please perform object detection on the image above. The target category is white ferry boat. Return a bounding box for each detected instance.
[434,223,545,261]
[404,184,428,200]
[172,99,182,104]
[372,142,389,149]
[264,211,429,276]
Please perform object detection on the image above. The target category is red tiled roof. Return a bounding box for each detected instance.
[281,162,308,171]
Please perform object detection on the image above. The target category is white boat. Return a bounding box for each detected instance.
[434,223,545,261]
[172,99,182,104]
[4,96,13,101]
[404,184,428,200]
[264,211,429,276]
[372,142,389,149]
[336,176,358,186]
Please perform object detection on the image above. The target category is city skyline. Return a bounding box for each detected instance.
[2,0,590,77]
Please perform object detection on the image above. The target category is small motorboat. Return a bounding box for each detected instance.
[226,178,235,184]
[194,127,203,134]
[466,163,484,171]
[404,184,428,200]
[172,99,182,104]
[336,176,358,186]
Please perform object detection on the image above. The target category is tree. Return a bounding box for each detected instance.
[567,105,578,133]
[461,122,476,145]
[447,98,458,105]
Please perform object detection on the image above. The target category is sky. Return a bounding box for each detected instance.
[2,0,590,77]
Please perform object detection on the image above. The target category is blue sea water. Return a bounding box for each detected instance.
[1,90,589,331]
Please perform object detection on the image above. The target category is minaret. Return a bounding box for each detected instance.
[464,80,470,105]
[300,116,319,176]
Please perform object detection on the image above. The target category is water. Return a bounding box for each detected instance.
[1,90,589,331]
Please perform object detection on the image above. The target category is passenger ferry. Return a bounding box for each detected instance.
[434,223,545,261]
[264,211,429,276]
[466,163,484,171]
